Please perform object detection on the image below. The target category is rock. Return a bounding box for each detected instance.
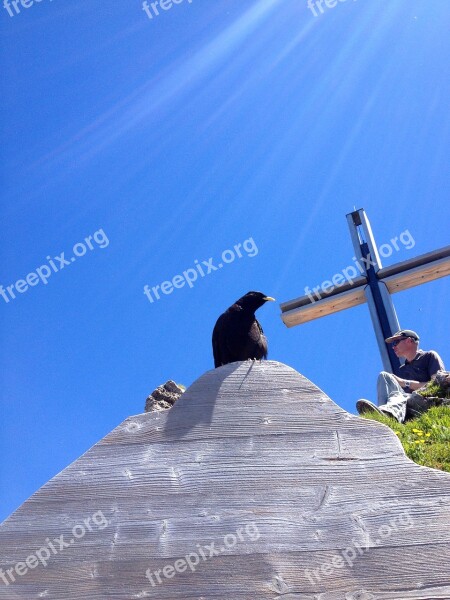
[406,370,450,419]
[417,370,450,398]
[144,380,185,413]
[435,370,450,390]
[407,393,450,420]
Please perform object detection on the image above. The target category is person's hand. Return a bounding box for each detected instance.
[392,374,406,387]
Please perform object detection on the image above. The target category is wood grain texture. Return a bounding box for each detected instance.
[281,287,368,327]
[382,255,450,295]
[280,276,367,313]
[280,246,450,329]
[1,360,450,599]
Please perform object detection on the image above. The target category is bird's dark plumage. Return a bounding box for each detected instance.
[212,291,275,368]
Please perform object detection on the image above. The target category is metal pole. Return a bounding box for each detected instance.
[346,209,401,373]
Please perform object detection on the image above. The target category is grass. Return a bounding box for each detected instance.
[361,406,450,473]
[418,380,450,399]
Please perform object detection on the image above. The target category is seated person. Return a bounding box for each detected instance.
[356,329,445,423]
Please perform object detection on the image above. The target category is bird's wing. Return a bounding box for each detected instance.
[225,316,268,361]
[213,312,240,367]
[248,318,268,359]
[254,318,264,335]
[213,310,247,366]
[212,318,223,368]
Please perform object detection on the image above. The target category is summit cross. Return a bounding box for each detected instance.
[280,209,450,372]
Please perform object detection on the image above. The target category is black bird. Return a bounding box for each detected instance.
[212,291,276,368]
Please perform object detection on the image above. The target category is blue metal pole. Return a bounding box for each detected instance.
[347,209,401,373]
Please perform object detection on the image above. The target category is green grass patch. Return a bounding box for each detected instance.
[418,381,450,399]
[361,406,450,473]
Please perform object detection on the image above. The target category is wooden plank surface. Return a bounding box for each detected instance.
[281,287,368,327]
[280,246,450,328]
[377,244,450,280]
[1,360,450,599]
[381,255,450,294]
[280,276,367,313]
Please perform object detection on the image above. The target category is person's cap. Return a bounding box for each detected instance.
[385,329,419,343]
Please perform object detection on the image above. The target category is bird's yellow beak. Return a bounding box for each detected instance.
[263,296,276,302]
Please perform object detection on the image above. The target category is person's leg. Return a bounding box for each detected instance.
[404,393,449,421]
[379,393,409,423]
[377,371,404,405]
[405,394,430,421]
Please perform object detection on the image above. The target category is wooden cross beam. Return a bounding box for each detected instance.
[280,209,450,373]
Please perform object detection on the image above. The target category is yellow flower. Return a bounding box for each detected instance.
[416,431,424,436]
[394,431,401,436]
[414,440,425,444]
[425,433,431,437]
[412,428,422,433]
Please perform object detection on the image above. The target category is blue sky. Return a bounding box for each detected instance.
[1,0,449,522]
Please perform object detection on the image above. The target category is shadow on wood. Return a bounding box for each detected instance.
[1,360,450,599]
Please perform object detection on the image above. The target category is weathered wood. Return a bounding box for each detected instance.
[381,251,450,295]
[280,276,367,314]
[1,361,450,599]
[281,285,367,327]
[280,246,450,328]
[378,244,450,283]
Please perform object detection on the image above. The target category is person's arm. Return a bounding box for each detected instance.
[427,351,445,378]
[393,374,425,391]
[394,352,445,391]
[407,380,427,391]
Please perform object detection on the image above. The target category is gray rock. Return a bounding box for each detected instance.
[435,370,450,390]
[405,370,450,420]
[144,380,185,413]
